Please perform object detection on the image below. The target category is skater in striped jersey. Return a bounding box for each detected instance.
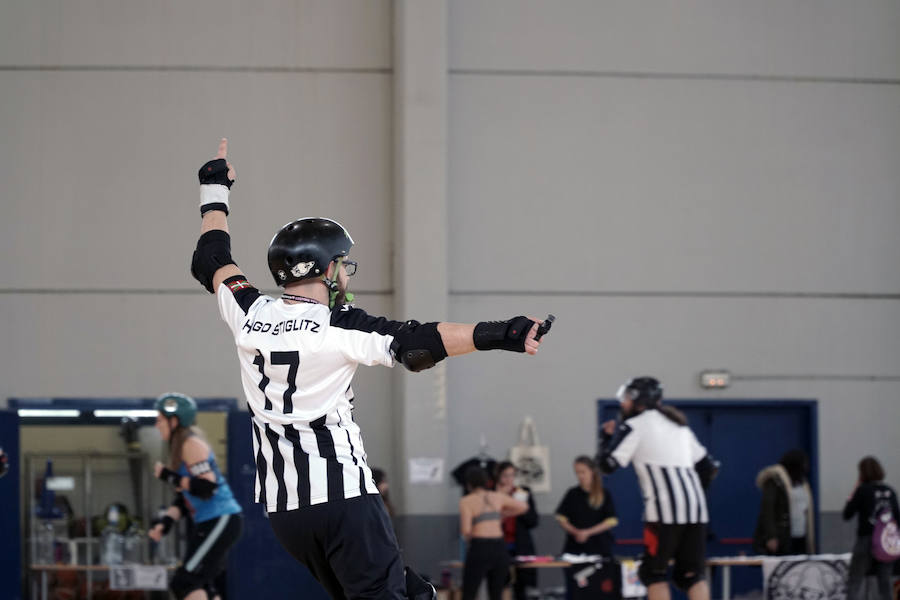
[598,377,718,600]
[188,139,548,599]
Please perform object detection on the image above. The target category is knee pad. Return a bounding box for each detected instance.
[169,568,204,600]
[638,558,668,586]
[673,568,704,591]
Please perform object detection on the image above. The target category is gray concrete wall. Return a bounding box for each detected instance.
[0,0,398,475]
[445,0,900,518]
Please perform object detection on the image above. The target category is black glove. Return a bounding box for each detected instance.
[198,158,234,188]
[473,316,535,352]
[198,158,233,216]
[157,466,181,487]
[150,515,175,535]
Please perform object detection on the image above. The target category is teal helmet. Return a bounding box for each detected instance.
[154,392,197,427]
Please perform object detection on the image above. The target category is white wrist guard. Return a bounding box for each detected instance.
[200,184,230,216]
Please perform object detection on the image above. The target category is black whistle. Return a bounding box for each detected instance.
[534,314,555,341]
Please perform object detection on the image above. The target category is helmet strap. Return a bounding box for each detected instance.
[323,258,354,308]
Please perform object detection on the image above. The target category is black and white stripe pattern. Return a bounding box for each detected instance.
[636,464,708,524]
[218,286,403,511]
[248,404,378,511]
[605,409,711,524]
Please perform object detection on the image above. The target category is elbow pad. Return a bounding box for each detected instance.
[188,477,218,499]
[390,321,448,372]
[191,230,236,293]
[694,455,720,489]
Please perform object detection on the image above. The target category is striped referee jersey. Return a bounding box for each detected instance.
[217,275,404,512]
[603,409,709,524]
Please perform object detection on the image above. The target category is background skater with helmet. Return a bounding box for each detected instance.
[150,393,243,600]
[187,139,551,599]
[597,378,719,600]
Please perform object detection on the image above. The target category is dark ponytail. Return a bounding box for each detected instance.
[657,404,687,426]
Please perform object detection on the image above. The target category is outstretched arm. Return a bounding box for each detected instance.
[437,320,542,357]
[392,317,543,372]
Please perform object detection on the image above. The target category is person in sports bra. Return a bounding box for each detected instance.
[458,466,528,600]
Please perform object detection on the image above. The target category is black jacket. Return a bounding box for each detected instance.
[842,482,900,537]
[752,464,815,555]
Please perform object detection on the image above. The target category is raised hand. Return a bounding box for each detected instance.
[214,137,237,182]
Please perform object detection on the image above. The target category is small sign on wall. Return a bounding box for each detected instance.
[408,458,444,484]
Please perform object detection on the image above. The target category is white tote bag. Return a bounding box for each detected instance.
[509,416,551,493]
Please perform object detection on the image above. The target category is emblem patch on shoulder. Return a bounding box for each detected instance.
[291,261,315,278]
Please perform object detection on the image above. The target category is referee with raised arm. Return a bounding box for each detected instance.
[187,139,550,600]
[597,377,718,600]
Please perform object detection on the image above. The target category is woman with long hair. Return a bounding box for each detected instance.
[555,456,618,554]
[459,466,528,600]
[148,393,243,600]
[495,461,539,600]
[843,456,899,600]
[555,456,618,598]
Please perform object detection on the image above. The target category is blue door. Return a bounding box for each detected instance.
[597,400,818,595]
[226,410,329,600]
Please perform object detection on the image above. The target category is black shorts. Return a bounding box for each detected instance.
[172,512,243,598]
[268,493,406,600]
[640,522,706,588]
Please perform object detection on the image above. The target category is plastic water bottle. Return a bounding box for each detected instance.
[100,506,124,565]
[122,523,142,564]
[36,520,55,564]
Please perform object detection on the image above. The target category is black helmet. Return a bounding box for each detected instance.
[616,376,663,410]
[267,218,354,287]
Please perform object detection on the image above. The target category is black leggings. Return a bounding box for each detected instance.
[462,538,509,600]
[170,512,243,600]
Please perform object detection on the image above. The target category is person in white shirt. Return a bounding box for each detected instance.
[598,377,718,600]
[187,139,549,600]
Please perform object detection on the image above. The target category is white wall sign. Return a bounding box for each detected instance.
[109,565,168,590]
[408,458,444,484]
